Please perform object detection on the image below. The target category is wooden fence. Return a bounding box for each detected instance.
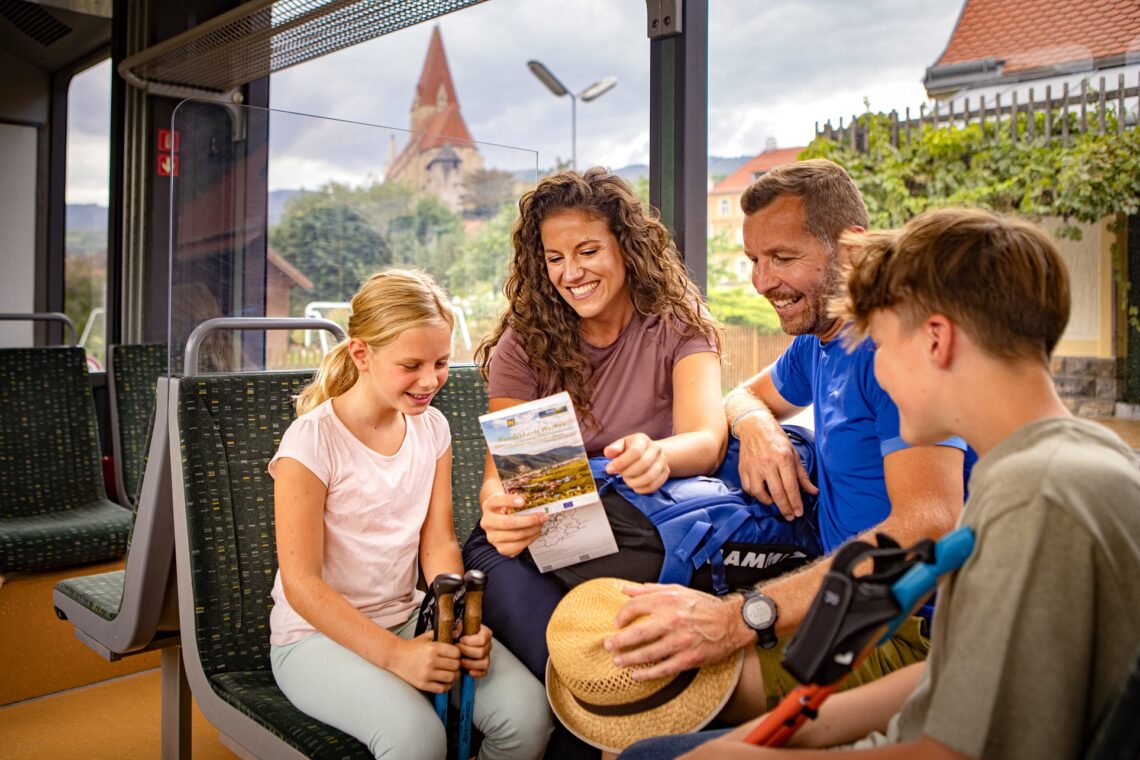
[819,71,1139,151]
[721,325,794,392]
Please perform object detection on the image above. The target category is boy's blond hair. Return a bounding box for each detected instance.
[836,208,1071,364]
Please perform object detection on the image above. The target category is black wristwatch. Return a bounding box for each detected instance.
[739,589,779,649]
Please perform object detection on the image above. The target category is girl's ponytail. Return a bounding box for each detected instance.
[294,339,358,415]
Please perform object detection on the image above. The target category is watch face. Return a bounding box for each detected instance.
[743,596,775,629]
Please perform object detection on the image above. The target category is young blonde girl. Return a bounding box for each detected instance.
[268,269,552,759]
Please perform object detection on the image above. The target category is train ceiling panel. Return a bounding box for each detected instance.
[120,0,488,99]
[0,0,110,72]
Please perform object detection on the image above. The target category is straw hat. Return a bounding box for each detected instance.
[545,577,743,752]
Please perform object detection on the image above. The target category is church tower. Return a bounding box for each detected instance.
[386,26,483,212]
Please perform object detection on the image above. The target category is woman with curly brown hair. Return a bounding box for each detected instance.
[461,168,727,690]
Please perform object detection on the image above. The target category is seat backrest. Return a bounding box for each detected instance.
[429,364,489,543]
[175,371,313,676]
[0,347,106,515]
[108,343,168,509]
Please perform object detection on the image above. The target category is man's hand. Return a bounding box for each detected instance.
[603,584,756,680]
[736,415,818,520]
[479,492,547,557]
[604,433,670,494]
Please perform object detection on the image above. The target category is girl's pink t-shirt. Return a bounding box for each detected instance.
[267,399,451,646]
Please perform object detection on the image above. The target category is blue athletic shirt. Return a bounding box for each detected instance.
[772,334,973,554]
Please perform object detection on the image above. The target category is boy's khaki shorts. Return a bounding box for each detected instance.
[756,616,931,710]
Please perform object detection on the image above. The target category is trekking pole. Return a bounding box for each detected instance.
[431,573,464,727]
[457,570,486,760]
[744,526,975,747]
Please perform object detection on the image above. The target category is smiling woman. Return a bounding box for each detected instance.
[461,168,727,689]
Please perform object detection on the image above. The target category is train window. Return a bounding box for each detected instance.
[65,58,111,369]
[167,100,538,374]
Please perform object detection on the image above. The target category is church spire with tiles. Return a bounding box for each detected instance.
[386,25,481,211]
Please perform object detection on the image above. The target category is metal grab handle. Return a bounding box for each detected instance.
[183,316,347,374]
[0,312,78,346]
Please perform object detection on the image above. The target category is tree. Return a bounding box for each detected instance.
[461,168,516,220]
[270,202,389,309]
[270,179,465,300]
[448,201,517,294]
[802,109,1140,336]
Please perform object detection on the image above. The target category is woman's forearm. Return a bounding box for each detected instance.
[657,428,725,477]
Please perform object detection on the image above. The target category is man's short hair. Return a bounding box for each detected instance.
[739,158,869,249]
[839,208,1071,364]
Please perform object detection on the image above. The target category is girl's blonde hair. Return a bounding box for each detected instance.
[295,269,454,415]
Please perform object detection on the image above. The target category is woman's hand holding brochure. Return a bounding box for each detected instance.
[479,393,617,572]
[480,493,548,558]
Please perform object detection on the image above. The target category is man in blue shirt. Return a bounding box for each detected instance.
[604,159,970,718]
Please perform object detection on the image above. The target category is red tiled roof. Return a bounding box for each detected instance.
[417,104,473,148]
[936,0,1140,74]
[388,105,474,178]
[389,25,476,177]
[710,147,805,194]
[414,25,461,111]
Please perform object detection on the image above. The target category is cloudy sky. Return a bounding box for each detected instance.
[66,0,963,204]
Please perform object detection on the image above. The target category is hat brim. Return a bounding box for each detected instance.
[545,648,744,753]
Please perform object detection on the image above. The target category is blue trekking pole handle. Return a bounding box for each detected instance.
[457,570,485,760]
[431,574,464,726]
[879,526,975,645]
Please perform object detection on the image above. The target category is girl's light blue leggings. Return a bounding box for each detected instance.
[271,611,553,760]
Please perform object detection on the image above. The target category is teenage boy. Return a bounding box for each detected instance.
[623,207,1140,759]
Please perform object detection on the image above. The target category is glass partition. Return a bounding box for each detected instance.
[168,100,538,375]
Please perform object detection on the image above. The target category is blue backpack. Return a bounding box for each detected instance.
[587,426,822,596]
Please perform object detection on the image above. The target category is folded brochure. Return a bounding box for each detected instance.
[479,392,618,571]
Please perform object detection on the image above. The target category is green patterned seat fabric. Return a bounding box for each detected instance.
[110,343,168,509]
[54,569,126,621]
[210,672,370,759]
[0,347,132,572]
[429,364,489,544]
[176,370,369,756]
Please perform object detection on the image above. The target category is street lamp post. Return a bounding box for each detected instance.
[527,60,617,170]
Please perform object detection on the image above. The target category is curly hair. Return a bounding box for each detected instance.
[475,167,721,429]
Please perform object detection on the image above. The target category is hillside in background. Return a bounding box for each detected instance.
[66,204,109,232]
[69,155,756,234]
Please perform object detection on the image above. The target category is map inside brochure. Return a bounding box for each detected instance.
[479,392,617,571]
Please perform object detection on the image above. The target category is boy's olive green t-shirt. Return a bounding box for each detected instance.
[858,417,1140,759]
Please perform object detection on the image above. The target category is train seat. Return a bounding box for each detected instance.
[170,369,370,758]
[107,343,168,509]
[428,363,488,545]
[53,343,176,653]
[0,346,133,574]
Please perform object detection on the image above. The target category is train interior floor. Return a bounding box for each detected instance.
[0,560,233,759]
[0,415,1136,759]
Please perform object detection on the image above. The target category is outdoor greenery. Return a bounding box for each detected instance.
[705,229,782,331]
[802,109,1140,332]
